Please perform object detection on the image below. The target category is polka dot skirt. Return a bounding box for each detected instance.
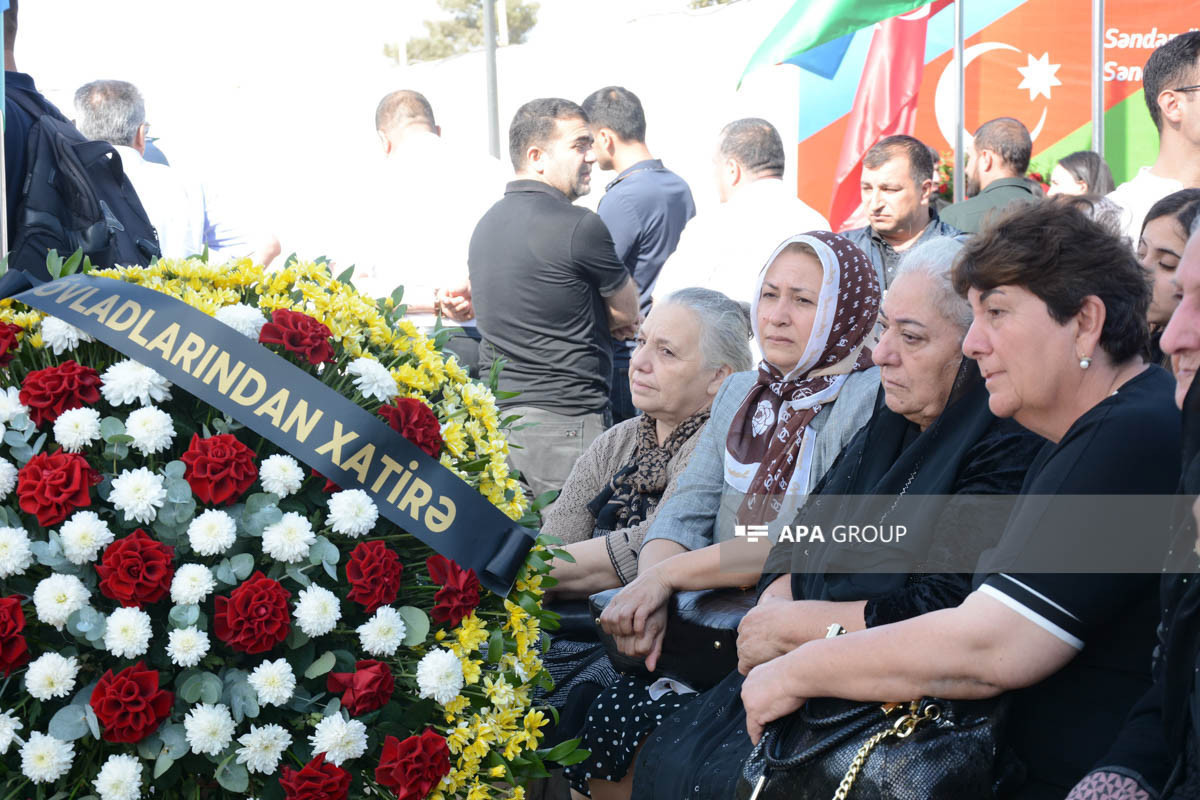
[563,674,693,794]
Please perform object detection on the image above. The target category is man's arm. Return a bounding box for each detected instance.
[605,276,640,340]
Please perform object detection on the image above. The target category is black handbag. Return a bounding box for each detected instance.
[734,695,1017,800]
[588,587,755,690]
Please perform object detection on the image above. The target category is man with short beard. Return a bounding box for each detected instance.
[940,117,1040,234]
[469,98,639,499]
[841,135,965,289]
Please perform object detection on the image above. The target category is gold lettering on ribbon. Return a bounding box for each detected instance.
[82,293,118,323]
[169,333,207,372]
[230,368,267,406]
[314,420,358,463]
[105,300,142,331]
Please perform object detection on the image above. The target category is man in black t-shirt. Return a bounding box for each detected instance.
[469,97,639,499]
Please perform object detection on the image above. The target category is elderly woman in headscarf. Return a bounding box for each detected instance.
[562,230,883,797]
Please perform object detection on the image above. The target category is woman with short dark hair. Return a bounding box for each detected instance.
[740,201,1183,798]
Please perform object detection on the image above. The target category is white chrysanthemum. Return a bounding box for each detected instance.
[215,304,268,339]
[125,406,175,455]
[41,316,93,356]
[326,489,379,538]
[0,526,33,578]
[32,574,89,629]
[0,458,16,501]
[0,709,23,755]
[52,406,102,453]
[0,386,29,424]
[417,648,464,705]
[293,584,341,637]
[24,653,79,701]
[357,606,407,657]
[59,510,115,565]
[346,357,399,402]
[308,715,367,766]
[100,360,172,406]
[261,511,315,563]
[109,467,167,525]
[103,607,152,658]
[248,658,295,706]
[166,626,210,668]
[183,703,235,756]
[170,563,216,605]
[20,731,73,783]
[187,509,237,556]
[235,723,292,774]
[259,454,304,497]
[94,753,143,800]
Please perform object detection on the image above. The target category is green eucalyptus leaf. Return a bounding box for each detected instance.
[164,460,187,479]
[99,417,126,442]
[304,651,336,680]
[153,752,174,780]
[397,606,430,647]
[216,760,249,793]
[47,704,89,741]
[229,553,255,580]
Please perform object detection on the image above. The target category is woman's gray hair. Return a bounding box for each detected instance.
[893,237,973,332]
[659,287,754,373]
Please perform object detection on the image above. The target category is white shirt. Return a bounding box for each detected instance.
[349,130,509,328]
[652,178,831,305]
[115,145,206,259]
[1107,167,1185,247]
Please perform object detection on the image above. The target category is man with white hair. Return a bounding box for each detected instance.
[73,79,279,264]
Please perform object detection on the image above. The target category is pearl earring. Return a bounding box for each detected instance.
[1079,356,1091,369]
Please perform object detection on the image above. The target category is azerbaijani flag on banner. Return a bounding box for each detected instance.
[741,0,931,83]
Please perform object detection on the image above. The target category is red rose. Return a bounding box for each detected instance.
[0,596,29,677]
[95,529,175,608]
[345,541,402,613]
[374,728,451,800]
[19,359,102,426]
[280,753,351,800]
[214,571,291,654]
[378,398,443,458]
[426,555,480,628]
[89,661,173,743]
[17,449,101,526]
[259,309,335,365]
[181,433,258,506]
[326,659,395,716]
[0,323,23,367]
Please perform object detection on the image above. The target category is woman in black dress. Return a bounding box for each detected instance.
[571,237,1044,799]
[741,200,1183,799]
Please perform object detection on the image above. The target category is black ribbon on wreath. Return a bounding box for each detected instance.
[0,271,534,595]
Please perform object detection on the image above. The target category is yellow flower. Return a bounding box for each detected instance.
[488,765,507,779]
[456,613,489,653]
[461,657,483,685]
[466,783,492,800]
[523,709,548,740]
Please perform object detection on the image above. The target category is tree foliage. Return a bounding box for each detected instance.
[403,0,540,64]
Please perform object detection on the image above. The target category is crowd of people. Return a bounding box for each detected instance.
[6,0,1200,797]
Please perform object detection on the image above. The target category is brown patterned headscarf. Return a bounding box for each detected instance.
[725,231,880,525]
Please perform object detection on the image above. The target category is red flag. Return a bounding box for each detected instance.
[829,2,950,232]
